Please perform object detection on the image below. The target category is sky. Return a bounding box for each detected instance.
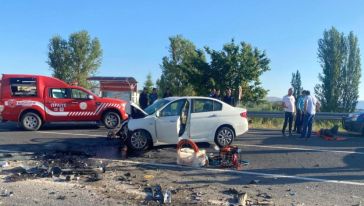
[1,0,364,99]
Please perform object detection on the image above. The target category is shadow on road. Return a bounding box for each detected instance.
[0,122,101,132]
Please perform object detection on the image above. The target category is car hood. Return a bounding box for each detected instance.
[130,102,147,115]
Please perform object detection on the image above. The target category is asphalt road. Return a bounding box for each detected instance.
[1,122,364,205]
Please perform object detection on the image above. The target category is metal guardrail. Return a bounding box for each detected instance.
[247,111,349,120]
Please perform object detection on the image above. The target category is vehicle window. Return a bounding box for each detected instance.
[71,89,89,99]
[192,99,213,113]
[50,88,68,99]
[144,99,170,115]
[159,99,186,117]
[213,101,222,111]
[10,78,37,97]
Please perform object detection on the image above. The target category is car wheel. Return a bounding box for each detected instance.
[103,111,121,129]
[215,126,235,147]
[21,112,42,131]
[127,130,151,151]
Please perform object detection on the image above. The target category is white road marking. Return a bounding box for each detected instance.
[37,131,102,137]
[240,144,364,155]
[121,160,364,186]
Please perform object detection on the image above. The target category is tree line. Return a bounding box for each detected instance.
[47,28,361,112]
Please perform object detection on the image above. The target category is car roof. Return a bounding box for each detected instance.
[164,96,227,104]
[164,96,219,100]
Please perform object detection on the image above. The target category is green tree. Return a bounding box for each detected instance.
[47,30,102,88]
[315,27,361,112]
[206,40,270,103]
[315,27,347,112]
[144,73,154,93]
[291,70,303,99]
[157,35,208,96]
[340,32,361,112]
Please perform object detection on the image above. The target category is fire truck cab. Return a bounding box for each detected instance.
[0,74,128,131]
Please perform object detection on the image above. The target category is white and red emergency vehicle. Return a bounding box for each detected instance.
[0,74,128,131]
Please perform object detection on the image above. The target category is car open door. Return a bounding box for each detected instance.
[155,99,187,144]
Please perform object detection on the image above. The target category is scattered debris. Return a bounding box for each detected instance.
[121,145,128,159]
[237,192,248,206]
[163,189,172,204]
[0,161,9,168]
[0,188,13,197]
[144,174,154,180]
[150,185,164,204]
[257,200,274,205]
[50,166,62,177]
[176,139,207,167]
[249,179,261,184]
[56,195,66,200]
[256,192,272,199]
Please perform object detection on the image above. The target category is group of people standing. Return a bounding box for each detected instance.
[282,88,320,139]
[209,88,236,106]
[139,87,173,109]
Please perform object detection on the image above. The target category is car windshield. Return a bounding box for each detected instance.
[144,99,170,115]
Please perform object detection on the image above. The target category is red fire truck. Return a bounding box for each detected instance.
[0,74,128,131]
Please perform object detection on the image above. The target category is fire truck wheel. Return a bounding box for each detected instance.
[127,130,151,151]
[214,126,235,148]
[102,111,121,129]
[21,112,42,131]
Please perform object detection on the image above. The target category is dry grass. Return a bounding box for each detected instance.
[249,117,344,132]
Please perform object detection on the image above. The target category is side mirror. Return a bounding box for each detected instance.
[156,111,160,118]
[87,95,94,100]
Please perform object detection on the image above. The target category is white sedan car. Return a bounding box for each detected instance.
[126,96,248,151]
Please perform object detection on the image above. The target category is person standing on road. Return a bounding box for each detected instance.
[139,87,149,109]
[301,90,320,139]
[209,88,217,98]
[293,90,306,134]
[215,89,221,100]
[163,88,173,98]
[223,88,236,106]
[149,88,158,105]
[282,88,295,136]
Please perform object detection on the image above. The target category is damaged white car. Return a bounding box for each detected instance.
[124,97,248,151]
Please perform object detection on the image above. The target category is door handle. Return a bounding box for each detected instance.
[208,114,217,118]
[71,102,79,104]
[169,120,177,123]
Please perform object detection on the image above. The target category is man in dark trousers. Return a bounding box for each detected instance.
[294,90,306,133]
[139,87,149,109]
[223,88,235,106]
[282,88,295,136]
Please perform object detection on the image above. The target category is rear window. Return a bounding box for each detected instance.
[10,78,37,97]
[192,99,222,113]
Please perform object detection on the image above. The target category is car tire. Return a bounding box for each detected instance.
[214,126,235,148]
[21,112,42,131]
[102,111,121,129]
[127,130,151,151]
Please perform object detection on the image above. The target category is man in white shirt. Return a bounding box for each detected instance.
[282,88,295,136]
[300,90,321,139]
